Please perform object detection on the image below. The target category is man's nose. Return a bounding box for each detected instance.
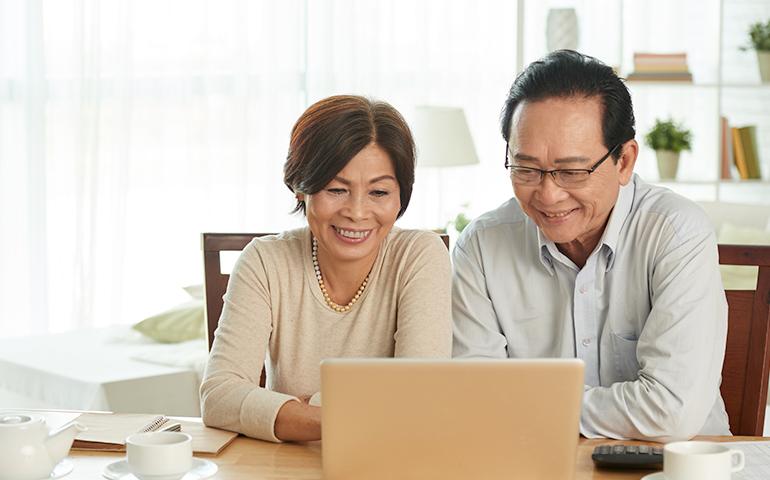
[535,173,568,204]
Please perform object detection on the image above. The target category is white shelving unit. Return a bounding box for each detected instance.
[519,0,770,204]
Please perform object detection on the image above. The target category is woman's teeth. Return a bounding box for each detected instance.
[335,228,370,239]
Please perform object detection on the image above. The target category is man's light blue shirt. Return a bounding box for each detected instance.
[452,174,730,441]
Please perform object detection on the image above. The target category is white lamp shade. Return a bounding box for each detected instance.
[413,106,479,167]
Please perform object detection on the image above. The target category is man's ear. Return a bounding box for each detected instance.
[617,140,638,186]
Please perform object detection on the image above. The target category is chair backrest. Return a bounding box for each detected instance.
[201,232,450,386]
[202,233,270,351]
[718,244,770,436]
[202,233,271,387]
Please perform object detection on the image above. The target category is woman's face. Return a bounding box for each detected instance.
[301,142,401,268]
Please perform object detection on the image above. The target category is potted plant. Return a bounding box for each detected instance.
[746,19,770,82]
[444,206,473,247]
[451,211,471,234]
[644,118,692,180]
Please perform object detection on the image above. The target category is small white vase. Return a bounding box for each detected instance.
[656,150,680,180]
[546,8,579,52]
[757,51,770,83]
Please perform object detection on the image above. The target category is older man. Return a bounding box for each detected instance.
[452,50,730,441]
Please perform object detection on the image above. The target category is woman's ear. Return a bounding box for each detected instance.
[296,193,305,202]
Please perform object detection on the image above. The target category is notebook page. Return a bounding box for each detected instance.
[73,413,237,454]
[723,441,770,479]
[75,412,165,445]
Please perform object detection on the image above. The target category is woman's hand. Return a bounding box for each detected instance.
[274,395,322,442]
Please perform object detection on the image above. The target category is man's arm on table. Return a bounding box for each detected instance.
[581,226,728,442]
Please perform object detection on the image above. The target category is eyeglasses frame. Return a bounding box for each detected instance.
[504,142,622,187]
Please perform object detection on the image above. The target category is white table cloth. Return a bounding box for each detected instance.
[0,326,205,416]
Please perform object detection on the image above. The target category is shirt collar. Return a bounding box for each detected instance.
[598,176,635,270]
[536,228,556,275]
[535,175,636,273]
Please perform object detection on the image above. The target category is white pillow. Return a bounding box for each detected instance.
[132,299,205,343]
[182,284,204,300]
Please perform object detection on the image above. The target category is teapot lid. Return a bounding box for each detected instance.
[0,413,41,427]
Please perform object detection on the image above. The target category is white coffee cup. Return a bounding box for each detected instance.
[126,431,193,480]
[664,441,744,480]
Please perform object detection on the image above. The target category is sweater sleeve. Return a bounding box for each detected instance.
[393,232,453,358]
[199,241,297,443]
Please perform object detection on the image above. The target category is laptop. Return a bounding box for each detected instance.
[321,358,584,480]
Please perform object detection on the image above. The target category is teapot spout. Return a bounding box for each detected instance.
[44,421,86,465]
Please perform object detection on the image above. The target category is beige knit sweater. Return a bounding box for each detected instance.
[200,226,452,442]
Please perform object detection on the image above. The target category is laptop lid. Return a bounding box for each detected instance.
[321,358,584,480]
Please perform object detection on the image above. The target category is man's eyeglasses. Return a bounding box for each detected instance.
[504,143,621,188]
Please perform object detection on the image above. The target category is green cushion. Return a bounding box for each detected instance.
[717,223,770,290]
[132,300,205,343]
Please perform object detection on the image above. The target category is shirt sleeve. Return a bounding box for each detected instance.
[199,243,298,443]
[451,230,508,359]
[392,232,453,358]
[580,225,728,442]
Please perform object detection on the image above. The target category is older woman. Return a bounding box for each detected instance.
[200,95,452,442]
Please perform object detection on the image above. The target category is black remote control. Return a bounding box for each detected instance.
[591,444,663,469]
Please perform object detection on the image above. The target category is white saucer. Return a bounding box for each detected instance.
[50,459,74,479]
[641,472,666,480]
[102,458,218,480]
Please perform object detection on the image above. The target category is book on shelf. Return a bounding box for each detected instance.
[633,53,689,72]
[36,411,237,455]
[633,52,688,61]
[627,52,692,82]
[720,116,732,180]
[730,125,762,180]
[739,126,762,180]
[732,127,749,179]
[626,72,693,82]
[633,63,691,73]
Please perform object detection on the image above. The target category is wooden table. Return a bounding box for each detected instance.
[68,435,764,479]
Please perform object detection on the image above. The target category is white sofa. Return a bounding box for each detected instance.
[694,201,770,292]
[697,201,770,233]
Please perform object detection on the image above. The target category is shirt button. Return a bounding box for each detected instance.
[579,286,588,294]
[581,338,591,347]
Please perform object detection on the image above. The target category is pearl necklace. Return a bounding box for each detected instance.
[312,237,369,313]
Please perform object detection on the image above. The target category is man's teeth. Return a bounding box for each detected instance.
[335,228,370,239]
[544,210,573,218]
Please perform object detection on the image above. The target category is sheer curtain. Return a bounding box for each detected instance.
[307,0,520,229]
[0,0,519,337]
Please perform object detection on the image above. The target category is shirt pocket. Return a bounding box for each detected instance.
[610,332,640,380]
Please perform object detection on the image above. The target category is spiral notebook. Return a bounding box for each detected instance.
[70,412,237,454]
[73,413,181,448]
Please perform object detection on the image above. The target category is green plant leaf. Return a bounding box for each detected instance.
[748,19,770,51]
[644,118,692,153]
[454,212,471,233]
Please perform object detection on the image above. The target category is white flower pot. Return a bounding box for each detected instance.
[757,51,770,83]
[656,150,680,180]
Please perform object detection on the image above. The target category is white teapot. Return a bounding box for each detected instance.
[0,412,85,480]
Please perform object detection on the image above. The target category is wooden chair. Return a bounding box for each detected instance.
[202,233,270,387]
[201,232,450,388]
[718,244,770,436]
[202,233,269,352]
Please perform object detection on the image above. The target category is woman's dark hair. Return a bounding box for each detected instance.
[500,50,635,161]
[284,95,415,218]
